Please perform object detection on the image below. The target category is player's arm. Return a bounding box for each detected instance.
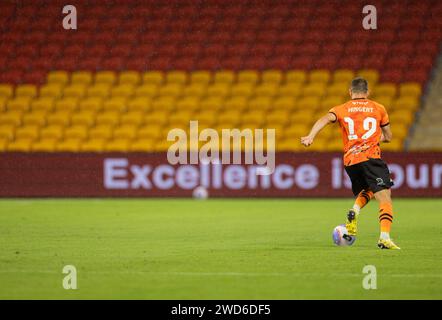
[301,112,336,147]
[380,124,392,143]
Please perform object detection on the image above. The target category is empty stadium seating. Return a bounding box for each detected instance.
[0,0,440,152]
[0,70,421,152]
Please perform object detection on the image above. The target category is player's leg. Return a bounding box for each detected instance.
[345,189,374,236]
[373,189,400,249]
[344,164,368,236]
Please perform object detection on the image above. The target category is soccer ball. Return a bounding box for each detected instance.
[192,186,209,199]
[332,224,356,246]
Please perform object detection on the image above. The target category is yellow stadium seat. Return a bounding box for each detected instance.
[218,110,241,124]
[31,97,55,112]
[119,71,141,85]
[248,96,272,110]
[144,110,170,125]
[46,112,70,128]
[47,71,69,85]
[87,84,111,98]
[374,96,393,108]
[262,70,283,84]
[373,83,396,98]
[297,96,321,110]
[40,125,64,139]
[130,138,155,151]
[95,111,120,126]
[195,111,217,126]
[224,97,247,110]
[309,70,331,83]
[23,111,47,126]
[63,84,87,98]
[95,71,117,85]
[190,71,212,84]
[40,84,64,98]
[89,124,113,139]
[273,96,297,110]
[0,84,14,99]
[327,83,348,97]
[142,71,164,85]
[391,124,409,139]
[278,83,302,97]
[266,110,291,125]
[392,97,419,111]
[15,84,37,98]
[121,111,145,126]
[158,84,183,97]
[7,97,31,112]
[127,97,152,112]
[64,125,89,139]
[168,110,193,126]
[230,82,255,97]
[103,97,127,112]
[254,84,278,97]
[55,97,79,112]
[206,83,230,98]
[302,84,326,97]
[242,110,265,125]
[71,71,93,85]
[153,140,174,152]
[286,70,307,84]
[151,96,176,110]
[56,138,82,152]
[114,125,138,139]
[15,125,39,140]
[389,111,414,126]
[71,111,96,126]
[0,124,15,140]
[79,97,103,112]
[214,70,235,84]
[277,138,303,151]
[111,84,135,98]
[0,111,23,126]
[290,108,316,122]
[80,138,106,152]
[200,97,224,111]
[0,138,7,151]
[32,138,57,152]
[182,84,207,97]
[135,84,159,98]
[333,69,354,83]
[166,71,188,84]
[176,97,200,110]
[137,125,163,139]
[7,138,33,152]
[105,138,130,152]
[381,139,402,151]
[321,96,345,109]
[237,70,259,84]
[0,97,7,112]
[399,82,421,98]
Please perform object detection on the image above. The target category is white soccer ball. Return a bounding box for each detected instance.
[332,224,356,246]
[192,186,209,199]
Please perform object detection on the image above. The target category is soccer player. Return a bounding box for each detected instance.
[300,77,400,249]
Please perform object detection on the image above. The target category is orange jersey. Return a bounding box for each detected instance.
[329,98,389,166]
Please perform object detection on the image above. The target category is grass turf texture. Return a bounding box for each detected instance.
[0,199,441,299]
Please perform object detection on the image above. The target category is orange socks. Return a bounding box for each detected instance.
[353,190,374,213]
[379,202,393,233]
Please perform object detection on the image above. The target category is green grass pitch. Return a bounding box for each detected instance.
[0,198,441,299]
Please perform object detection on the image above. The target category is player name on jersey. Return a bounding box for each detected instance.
[347,107,374,113]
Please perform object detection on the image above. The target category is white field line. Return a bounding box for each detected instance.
[0,270,441,278]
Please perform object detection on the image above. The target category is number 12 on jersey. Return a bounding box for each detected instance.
[343,117,377,140]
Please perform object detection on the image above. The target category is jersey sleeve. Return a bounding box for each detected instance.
[380,105,390,127]
[328,106,338,123]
